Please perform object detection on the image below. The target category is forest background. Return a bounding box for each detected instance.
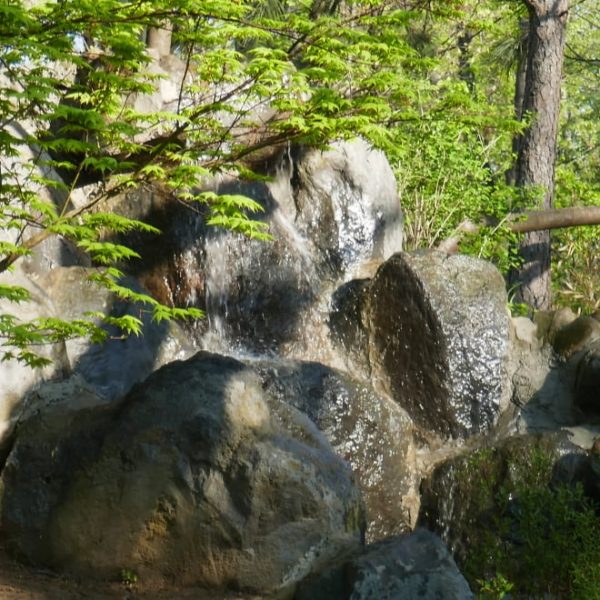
[1,0,599,362]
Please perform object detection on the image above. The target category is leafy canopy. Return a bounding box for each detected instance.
[0,0,427,365]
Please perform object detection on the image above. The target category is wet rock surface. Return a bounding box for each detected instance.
[107,139,403,360]
[254,359,417,541]
[295,529,473,600]
[287,139,403,278]
[0,352,364,594]
[332,251,512,439]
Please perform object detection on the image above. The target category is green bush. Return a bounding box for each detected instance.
[463,448,600,598]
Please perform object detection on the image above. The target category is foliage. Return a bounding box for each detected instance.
[553,0,600,313]
[396,0,600,313]
[119,567,139,587]
[394,2,523,272]
[0,0,429,365]
[2,0,600,366]
[451,441,600,598]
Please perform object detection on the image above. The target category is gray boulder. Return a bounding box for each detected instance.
[254,359,417,542]
[295,529,473,600]
[0,352,364,594]
[287,138,403,278]
[331,250,512,438]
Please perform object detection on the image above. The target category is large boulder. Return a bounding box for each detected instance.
[254,359,417,542]
[105,139,403,360]
[295,529,474,600]
[285,138,403,277]
[330,250,512,439]
[0,352,364,594]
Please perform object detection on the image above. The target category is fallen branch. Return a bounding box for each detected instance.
[438,206,600,254]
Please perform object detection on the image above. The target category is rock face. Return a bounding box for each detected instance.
[0,264,193,446]
[285,139,403,277]
[331,251,512,438]
[254,359,417,541]
[418,433,582,565]
[0,271,70,443]
[0,352,364,593]
[295,529,474,600]
[38,266,194,400]
[574,339,600,416]
[111,139,403,361]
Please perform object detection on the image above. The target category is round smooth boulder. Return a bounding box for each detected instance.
[254,359,417,542]
[0,352,364,594]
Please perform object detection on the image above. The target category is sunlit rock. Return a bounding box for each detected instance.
[331,250,512,439]
[295,529,474,600]
[254,358,417,541]
[0,352,364,594]
[107,139,403,362]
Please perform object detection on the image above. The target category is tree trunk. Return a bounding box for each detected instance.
[506,18,529,187]
[509,0,569,310]
[458,27,475,95]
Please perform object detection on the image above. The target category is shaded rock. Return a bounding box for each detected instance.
[553,316,600,359]
[335,251,511,439]
[294,529,473,600]
[418,433,580,565]
[0,352,364,594]
[254,359,417,541]
[533,307,577,346]
[38,266,194,400]
[504,315,553,425]
[0,272,69,444]
[0,375,108,471]
[329,279,372,375]
[574,339,600,416]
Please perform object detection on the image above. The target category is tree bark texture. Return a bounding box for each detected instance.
[510,0,569,310]
[506,19,529,187]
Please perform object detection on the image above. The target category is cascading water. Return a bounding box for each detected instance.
[185,138,404,365]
